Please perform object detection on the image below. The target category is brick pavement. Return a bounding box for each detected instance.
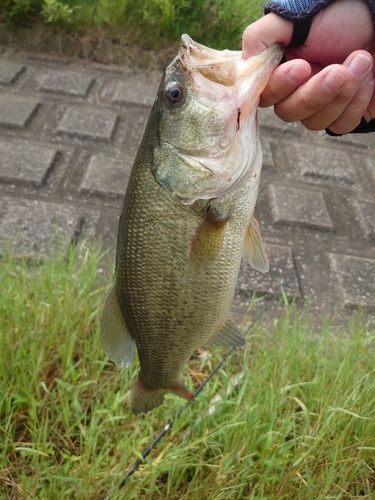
[0,44,374,320]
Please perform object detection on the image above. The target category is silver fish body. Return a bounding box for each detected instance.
[100,36,283,414]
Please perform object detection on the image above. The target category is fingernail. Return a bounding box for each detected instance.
[322,70,347,92]
[348,54,372,77]
[286,65,310,84]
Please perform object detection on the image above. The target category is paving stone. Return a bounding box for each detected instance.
[328,253,375,311]
[352,198,375,241]
[0,94,41,128]
[236,243,300,297]
[112,78,157,106]
[268,184,334,231]
[26,53,71,65]
[40,70,94,97]
[277,142,356,184]
[0,140,59,186]
[0,61,26,86]
[0,203,7,223]
[80,153,134,196]
[261,138,274,168]
[0,46,374,320]
[56,106,119,140]
[365,156,375,185]
[0,197,100,255]
[259,107,302,135]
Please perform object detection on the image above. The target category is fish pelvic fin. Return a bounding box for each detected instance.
[131,376,195,414]
[190,206,229,266]
[206,317,246,347]
[242,217,269,273]
[100,285,136,368]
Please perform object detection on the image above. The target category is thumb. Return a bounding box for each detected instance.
[242,13,294,58]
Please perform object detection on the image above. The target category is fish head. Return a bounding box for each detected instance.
[152,35,283,205]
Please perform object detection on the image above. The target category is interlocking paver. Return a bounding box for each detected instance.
[0,197,100,254]
[40,70,94,97]
[0,61,26,86]
[56,106,119,140]
[268,184,334,231]
[275,141,357,184]
[112,78,157,106]
[80,153,133,196]
[329,253,375,311]
[0,41,373,319]
[0,139,59,186]
[236,243,300,298]
[0,93,41,128]
[352,199,375,241]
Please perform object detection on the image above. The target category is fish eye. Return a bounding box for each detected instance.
[164,83,186,107]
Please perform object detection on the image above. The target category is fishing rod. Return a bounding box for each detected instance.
[104,283,291,500]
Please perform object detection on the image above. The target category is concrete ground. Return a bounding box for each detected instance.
[0,31,374,322]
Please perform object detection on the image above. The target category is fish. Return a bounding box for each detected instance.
[100,35,283,414]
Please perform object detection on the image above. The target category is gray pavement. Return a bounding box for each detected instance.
[0,36,374,321]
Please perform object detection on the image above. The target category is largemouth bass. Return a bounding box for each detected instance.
[100,35,283,414]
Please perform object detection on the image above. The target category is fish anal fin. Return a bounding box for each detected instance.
[206,317,246,347]
[169,379,195,402]
[100,285,136,368]
[242,217,269,273]
[131,376,194,414]
[190,206,228,265]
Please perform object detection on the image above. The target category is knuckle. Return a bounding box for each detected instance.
[273,104,295,123]
[328,117,361,136]
[300,117,326,131]
[242,25,254,43]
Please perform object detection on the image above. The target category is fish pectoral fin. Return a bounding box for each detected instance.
[190,206,228,265]
[206,317,246,347]
[242,217,269,273]
[100,285,136,368]
[131,376,194,414]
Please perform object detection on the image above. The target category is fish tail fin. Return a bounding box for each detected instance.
[100,285,136,368]
[131,376,195,414]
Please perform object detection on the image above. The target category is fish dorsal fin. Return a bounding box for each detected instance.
[190,206,229,265]
[206,317,246,347]
[242,217,269,273]
[100,285,136,368]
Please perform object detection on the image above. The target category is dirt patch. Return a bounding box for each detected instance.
[0,22,179,71]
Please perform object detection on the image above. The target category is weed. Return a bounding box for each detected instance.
[0,0,264,49]
[41,0,74,25]
[1,243,375,498]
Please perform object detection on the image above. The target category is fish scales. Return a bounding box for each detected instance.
[117,161,250,377]
[100,35,283,414]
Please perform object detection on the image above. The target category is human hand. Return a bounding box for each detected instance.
[242,0,375,134]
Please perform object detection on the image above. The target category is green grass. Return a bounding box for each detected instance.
[1,242,375,499]
[0,0,264,50]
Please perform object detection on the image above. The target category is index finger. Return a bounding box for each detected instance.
[242,13,294,58]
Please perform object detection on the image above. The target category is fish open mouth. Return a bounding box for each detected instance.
[179,34,283,123]
[180,34,241,87]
